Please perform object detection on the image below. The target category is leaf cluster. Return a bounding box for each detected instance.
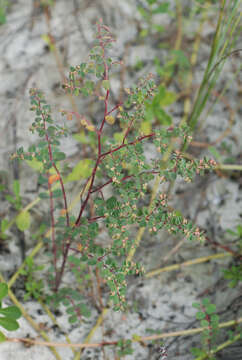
[191,298,219,359]
[19,257,44,301]
[0,283,22,342]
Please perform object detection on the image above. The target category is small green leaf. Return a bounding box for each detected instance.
[74,88,79,96]
[26,159,44,172]
[78,303,91,317]
[202,298,210,306]
[52,189,62,198]
[38,174,48,184]
[106,196,118,210]
[196,311,206,320]
[68,315,77,324]
[200,319,209,327]
[154,107,172,125]
[65,159,93,182]
[62,298,70,307]
[159,91,177,106]
[0,283,8,300]
[73,132,89,144]
[140,121,151,135]
[87,258,97,266]
[211,314,219,323]
[0,317,19,331]
[114,132,124,143]
[206,304,216,314]
[53,152,66,161]
[0,306,21,319]
[16,211,31,231]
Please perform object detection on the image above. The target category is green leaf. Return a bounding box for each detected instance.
[154,107,172,125]
[106,196,118,210]
[68,315,77,324]
[159,91,177,106]
[200,319,209,327]
[16,211,31,231]
[114,132,124,143]
[66,307,75,315]
[38,174,48,184]
[210,314,219,323]
[202,298,210,306]
[52,189,62,198]
[78,303,91,318]
[68,255,80,266]
[87,258,97,266]
[73,132,89,144]
[26,159,44,172]
[0,331,6,342]
[74,88,79,96]
[0,306,21,319]
[53,152,66,161]
[0,317,19,331]
[65,159,93,182]
[196,311,206,320]
[140,121,151,135]
[111,294,120,305]
[62,298,70,307]
[206,304,216,314]
[0,283,8,300]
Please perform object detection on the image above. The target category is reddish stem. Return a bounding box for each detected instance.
[47,173,58,286]
[100,133,155,161]
[36,95,71,291]
[205,236,242,259]
[56,23,114,289]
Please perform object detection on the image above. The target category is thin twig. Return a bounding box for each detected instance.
[6,317,242,349]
